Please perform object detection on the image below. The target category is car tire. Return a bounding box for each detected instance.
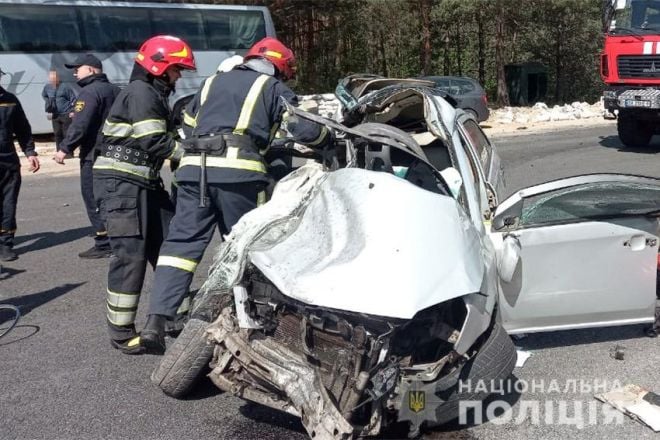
[617,114,652,147]
[429,321,517,426]
[150,318,215,398]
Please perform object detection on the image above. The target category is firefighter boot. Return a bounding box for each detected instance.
[0,245,17,262]
[141,314,167,355]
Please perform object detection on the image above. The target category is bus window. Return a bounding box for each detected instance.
[78,7,152,51]
[152,9,208,50]
[0,5,82,52]
[205,11,267,50]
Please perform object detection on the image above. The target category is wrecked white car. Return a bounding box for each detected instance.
[152,76,660,439]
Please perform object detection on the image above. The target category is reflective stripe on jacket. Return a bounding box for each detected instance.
[94,73,180,186]
[176,66,329,184]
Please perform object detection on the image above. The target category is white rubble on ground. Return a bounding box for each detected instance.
[298,94,341,119]
[491,99,604,125]
[298,93,606,126]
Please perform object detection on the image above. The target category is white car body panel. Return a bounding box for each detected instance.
[493,174,660,333]
[250,168,486,319]
[495,219,658,333]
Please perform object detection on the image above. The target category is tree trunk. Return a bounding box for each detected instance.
[456,22,463,76]
[494,2,510,106]
[419,0,433,75]
[476,9,486,86]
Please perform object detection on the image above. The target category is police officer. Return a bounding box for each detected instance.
[93,36,194,353]
[53,54,120,258]
[140,37,331,354]
[0,68,40,261]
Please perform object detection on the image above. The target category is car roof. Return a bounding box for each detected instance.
[422,75,480,83]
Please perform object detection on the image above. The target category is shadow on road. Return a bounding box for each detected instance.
[599,135,660,153]
[237,401,305,435]
[0,266,26,281]
[13,227,91,255]
[0,324,40,346]
[0,282,85,324]
[513,324,651,350]
[183,375,224,401]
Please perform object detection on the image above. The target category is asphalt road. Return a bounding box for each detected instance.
[0,122,658,440]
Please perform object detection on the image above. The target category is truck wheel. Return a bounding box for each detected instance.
[428,321,517,426]
[151,318,215,398]
[618,115,652,147]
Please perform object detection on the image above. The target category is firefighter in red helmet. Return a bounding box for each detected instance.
[139,37,331,354]
[93,35,195,354]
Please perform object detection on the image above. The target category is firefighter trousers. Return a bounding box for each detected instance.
[80,159,109,248]
[148,180,265,318]
[0,167,20,247]
[94,175,174,342]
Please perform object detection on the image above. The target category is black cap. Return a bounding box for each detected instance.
[65,54,102,69]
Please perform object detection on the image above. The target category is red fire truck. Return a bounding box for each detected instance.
[602,0,660,147]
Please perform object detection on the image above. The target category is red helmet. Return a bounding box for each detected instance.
[245,37,296,80]
[135,35,196,76]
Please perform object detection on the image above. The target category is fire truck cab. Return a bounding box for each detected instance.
[602,0,660,147]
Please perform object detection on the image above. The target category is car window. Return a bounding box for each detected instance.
[452,79,476,94]
[461,119,492,172]
[521,182,660,227]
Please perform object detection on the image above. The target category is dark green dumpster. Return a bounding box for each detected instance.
[505,62,548,105]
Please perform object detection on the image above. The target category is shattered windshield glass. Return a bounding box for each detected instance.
[521,182,660,226]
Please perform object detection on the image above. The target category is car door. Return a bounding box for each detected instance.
[490,174,659,334]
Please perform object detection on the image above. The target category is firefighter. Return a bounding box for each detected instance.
[53,54,120,258]
[93,36,194,354]
[139,37,331,354]
[0,69,40,261]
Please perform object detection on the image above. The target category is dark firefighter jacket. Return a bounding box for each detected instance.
[94,64,183,188]
[59,73,120,161]
[0,87,36,169]
[176,60,330,184]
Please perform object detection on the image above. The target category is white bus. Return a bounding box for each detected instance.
[0,0,276,134]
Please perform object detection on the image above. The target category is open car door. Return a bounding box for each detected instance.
[491,174,660,334]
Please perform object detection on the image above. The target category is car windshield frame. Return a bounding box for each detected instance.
[610,0,660,33]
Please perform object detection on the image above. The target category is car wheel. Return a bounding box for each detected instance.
[618,114,652,147]
[151,318,215,398]
[428,321,517,426]
[151,293,232,398]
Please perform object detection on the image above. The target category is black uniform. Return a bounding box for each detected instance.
[0,87,36,249]
[60,73,119,250]
[147,60,330,319]
[93,64,183,343]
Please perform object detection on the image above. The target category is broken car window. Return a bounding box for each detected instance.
[521,182,660,227]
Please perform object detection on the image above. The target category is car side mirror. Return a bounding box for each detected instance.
[439,167,463,199]
[498,234,521,283]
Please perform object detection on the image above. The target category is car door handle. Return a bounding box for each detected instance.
[623,235,657,250]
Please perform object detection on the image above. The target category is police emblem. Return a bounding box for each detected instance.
[408,390,425,413]
[74,100,85,112]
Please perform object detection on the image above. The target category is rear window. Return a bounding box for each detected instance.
[461,119,492,170]
[452,79,476,94]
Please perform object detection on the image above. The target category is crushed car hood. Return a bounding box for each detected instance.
[245,166,485,319]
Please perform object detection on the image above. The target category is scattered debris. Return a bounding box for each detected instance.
[595,384,660,431]
[515,349,532,367]
[610,344,626,361]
